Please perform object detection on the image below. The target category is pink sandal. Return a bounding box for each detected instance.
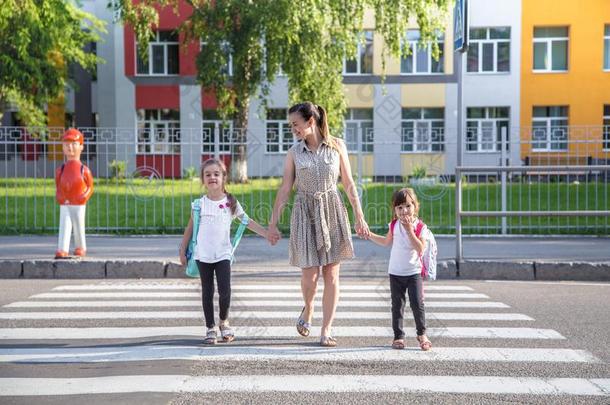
[417,335,432,351]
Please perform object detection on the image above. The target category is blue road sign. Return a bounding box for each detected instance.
[454,0,468,53]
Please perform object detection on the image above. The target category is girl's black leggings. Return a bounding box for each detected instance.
[389,273,426,340]
[196,260,231,329]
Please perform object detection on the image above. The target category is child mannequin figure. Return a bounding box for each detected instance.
[54,128,94,259]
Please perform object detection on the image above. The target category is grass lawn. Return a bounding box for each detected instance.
[1,178,609,235]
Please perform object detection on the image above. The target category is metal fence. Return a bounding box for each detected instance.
[1,125,609,235]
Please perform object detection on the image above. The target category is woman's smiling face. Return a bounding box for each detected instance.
[289,112,313,141]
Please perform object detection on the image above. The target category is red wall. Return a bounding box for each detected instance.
[135,86,180,109]
[136,154,181,178]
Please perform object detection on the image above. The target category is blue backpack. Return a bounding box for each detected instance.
[184,199,250,278]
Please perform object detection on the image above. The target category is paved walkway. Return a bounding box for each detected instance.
[2,235,609,263]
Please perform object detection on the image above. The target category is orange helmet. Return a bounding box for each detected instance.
[62,128,84,145]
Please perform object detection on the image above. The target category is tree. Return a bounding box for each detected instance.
[0,0,105,127]
[115,0,449,182]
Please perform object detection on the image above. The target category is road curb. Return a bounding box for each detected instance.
[1,259,609,281]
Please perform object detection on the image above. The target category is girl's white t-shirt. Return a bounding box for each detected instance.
[388,220,427,277]
[194,195,245,263]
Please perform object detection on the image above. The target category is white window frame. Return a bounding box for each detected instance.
[602,105,610,152]
[344,109,374,152]
[136,31,179,76]
[400,108,445,152]
[343,31,374,75]
[265,109,293,154]
[531,107,569,152]
[533,27,569,73]
[202,113,233,155]
[400,30,444,75]
[467,27,510,74]
[136,109,181,154]
[466,107,510,153]
[602,24,610,72]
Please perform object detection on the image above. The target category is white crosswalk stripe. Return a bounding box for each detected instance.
[0,311,534,321]
[3,300,511,308]
[52,284,475,291]
[29,291,490,299]
[0,280,606,400]
[0,345,598,364]
[1,375,609,396]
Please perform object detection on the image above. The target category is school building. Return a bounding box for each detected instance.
[1,0,609,179]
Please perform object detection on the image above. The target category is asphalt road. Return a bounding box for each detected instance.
[0,276,608,404]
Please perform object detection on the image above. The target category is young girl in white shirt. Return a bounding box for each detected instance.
[179,158,268,344]
[366,187,432,351]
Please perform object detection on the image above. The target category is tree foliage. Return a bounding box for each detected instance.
[0,0,105,126]
[116,0,449,129]
[114,0,449,181]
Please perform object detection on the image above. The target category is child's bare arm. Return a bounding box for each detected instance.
[179,217,193,265]
[404,221,425,255]
[367,229,392,247]
[245,218,268,239]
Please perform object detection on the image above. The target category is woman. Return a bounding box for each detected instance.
[267,101,370,347]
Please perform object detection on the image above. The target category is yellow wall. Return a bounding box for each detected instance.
[401,154,445,176]
[344,84,375,107]
[401,83,446,106]
[521,0,610,158]
[348,154,374,177]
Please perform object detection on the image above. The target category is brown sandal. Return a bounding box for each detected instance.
[417,335,432,351]
[392,339,405,350]
[296,307,311,337]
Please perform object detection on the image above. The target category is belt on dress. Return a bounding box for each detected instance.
[297,187,337,252]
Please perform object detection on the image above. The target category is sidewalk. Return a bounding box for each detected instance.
[0,235,609,280]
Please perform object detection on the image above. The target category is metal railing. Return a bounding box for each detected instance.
[1,125,609,235]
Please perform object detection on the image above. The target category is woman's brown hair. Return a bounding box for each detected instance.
[288,102,338,150]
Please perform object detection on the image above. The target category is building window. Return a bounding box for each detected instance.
[532,106,568,151]
[201,41,232,77]
[202,110,233,154]
[344,31,373,75]
[136,31,179,76]
[604,24,610,70]
[401,108,444,152]
[466,107,510,152]
[344,108,374,152]
[467,27,510,73]
[136,109,180,154]
[400,30,444,74]
[266,109,293,153]
[604,104,610,150]
[533,27,568,72]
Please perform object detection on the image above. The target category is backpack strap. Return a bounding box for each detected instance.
[58,162,85,179]
[230,214,250,264]
[190,199,201,248]
[414,219,425,239]
[390,219,397,234]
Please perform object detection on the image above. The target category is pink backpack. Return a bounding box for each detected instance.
[390,218,437,281]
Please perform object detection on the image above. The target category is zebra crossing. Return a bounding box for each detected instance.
[0,279,608,400]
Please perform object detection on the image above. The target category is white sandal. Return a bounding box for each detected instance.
[219,323,235,343]
[203,327,217,345]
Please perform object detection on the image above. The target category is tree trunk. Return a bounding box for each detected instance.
[230,98,249,183]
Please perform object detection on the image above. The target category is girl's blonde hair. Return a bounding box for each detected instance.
[200,158,236,215]
[391,187,420,219]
